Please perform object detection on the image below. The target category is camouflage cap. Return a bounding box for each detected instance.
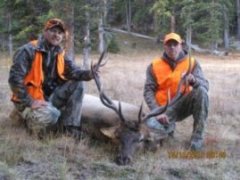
[44,18,66,32]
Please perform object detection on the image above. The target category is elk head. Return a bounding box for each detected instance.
[90,52,192,165]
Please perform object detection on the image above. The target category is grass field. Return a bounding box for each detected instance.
[0,37,240,179]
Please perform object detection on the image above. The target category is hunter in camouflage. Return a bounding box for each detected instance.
[144,32,209,150]
[8,18,98,138]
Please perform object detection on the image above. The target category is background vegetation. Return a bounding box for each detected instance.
[0,0,240,179]
[1,0,240,57]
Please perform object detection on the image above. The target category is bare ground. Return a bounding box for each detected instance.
[0,47,240,179]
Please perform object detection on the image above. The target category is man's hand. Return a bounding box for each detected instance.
[31,100,48,109]
[90,51,107,79]
[182,73,196,86]
[156,114,169,124]
[89,63,102,80]
[91,64,100,78]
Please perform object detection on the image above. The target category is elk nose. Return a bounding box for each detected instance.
[116,154,132,165]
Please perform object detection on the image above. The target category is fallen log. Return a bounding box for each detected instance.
[187,43,228,56]
[104,27,156,41]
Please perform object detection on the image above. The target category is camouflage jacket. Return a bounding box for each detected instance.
[143,50,209,110]
[8,35,92,108]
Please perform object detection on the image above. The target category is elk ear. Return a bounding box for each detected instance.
[100,126,119,139]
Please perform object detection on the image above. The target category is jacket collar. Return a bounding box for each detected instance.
[162,50,188,69]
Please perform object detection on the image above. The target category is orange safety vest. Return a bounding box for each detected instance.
[12,40,66,102]
[152,56,195,106]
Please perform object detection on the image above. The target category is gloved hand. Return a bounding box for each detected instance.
[155,114,169,124]
[185,73,196,85]
[89,64,101,79]
[31,100,48,109]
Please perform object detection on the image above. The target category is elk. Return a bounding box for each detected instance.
[80,52,192,165]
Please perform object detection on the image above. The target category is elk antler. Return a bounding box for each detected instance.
[170,53,192,106]
[140,90,170,122]
[91,53,126,123]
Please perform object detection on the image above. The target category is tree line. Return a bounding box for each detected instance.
[0,0,240,57]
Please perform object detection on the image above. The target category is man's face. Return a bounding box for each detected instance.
[164,40,182,61]
[44,27,64,46]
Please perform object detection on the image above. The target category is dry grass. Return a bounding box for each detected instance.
[0,39,240,179]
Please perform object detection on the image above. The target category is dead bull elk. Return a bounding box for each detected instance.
[87,52,192,165]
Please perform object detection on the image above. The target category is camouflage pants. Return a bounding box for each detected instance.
[165,86,209,140]
[14,80,84,134]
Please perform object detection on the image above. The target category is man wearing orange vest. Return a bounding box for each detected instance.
[9,18,98,139]
[144,32,209,150]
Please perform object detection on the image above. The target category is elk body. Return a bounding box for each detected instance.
[80,94,171,165]
[80,51,190,165]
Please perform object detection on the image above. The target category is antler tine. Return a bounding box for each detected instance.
[169,55,192,106]
[96,50,108,68]
[185,53,192,76]
[180,53,192,86]
[169,77,185,106]
[91,62,101,92]
[138,102,144,124]
[118,102,127,122]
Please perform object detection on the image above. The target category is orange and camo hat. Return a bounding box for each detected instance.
[44,18,66,32]
[164,32,182,44]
